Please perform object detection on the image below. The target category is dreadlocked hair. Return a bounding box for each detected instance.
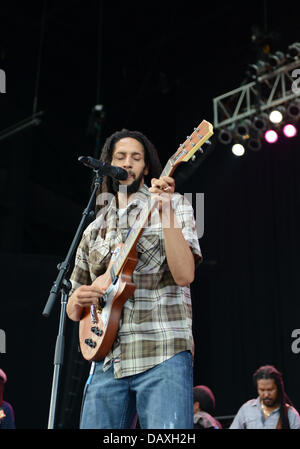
[0,377,4,407]
[193,385,216,415]
[93,129,162,216]
[253,365,293,429]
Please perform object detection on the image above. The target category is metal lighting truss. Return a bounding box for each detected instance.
[213,59,300,130]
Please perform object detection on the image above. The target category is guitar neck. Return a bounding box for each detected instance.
[111,187,159,278]
[112,157,180,278]
[160,159,175,178]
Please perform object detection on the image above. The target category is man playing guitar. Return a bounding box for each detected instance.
[66,127,204,429]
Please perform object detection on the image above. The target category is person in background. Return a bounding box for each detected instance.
[0,368,16,429]
[230,364,300,429]
[193,385,222,429]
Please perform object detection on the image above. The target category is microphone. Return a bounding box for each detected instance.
[78,156,128,180]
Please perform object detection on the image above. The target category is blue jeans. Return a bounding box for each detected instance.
[80,350,193,429]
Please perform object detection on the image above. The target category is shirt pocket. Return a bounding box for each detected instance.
[88,242,111,278]
[135,233,163,273]
[245,416,259,429]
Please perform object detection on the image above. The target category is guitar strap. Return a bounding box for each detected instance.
[276,417,281,429]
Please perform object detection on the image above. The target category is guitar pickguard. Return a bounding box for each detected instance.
[90,277,121,327]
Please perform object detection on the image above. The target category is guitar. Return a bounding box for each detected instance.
[79,120,214,361]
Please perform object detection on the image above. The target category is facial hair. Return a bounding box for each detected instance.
[111,170,145,196]
[262,398,277,407]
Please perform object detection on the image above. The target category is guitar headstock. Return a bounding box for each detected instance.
[170,120,214,168]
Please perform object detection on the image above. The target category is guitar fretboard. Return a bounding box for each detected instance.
[111,159,174,279]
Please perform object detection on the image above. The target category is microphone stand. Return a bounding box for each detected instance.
[0,111,43,141]
[42,169,103,429]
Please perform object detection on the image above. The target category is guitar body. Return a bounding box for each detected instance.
[79,243,137,361]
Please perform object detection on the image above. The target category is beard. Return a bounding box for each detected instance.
[262,398,277,407]
[111,170,145,196]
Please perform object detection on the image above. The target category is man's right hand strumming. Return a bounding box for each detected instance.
[66,285,106,322]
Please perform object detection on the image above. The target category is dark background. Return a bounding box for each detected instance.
[1,0,300,429]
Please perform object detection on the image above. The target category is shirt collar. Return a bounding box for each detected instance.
[256,396,280,413]
[107,183,150,214]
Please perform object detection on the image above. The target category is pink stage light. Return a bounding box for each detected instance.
[283,124,297,138]
[264,129,278,143]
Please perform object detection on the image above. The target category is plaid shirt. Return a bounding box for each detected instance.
[70,184,201,378]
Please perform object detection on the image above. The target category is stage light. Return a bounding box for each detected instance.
[253,113,269,131]
[232,143,245,156]
[286,42,300,60]
[236,119,252,137]
[269,110,282,124]
[264,129,278,143]
[283,123,297,138]
[247,137,262,151]
[247,60,269,78]
[287,100,300,120]
[218,128,233,145]
[269,107,285,124]
[269,51,286,68]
